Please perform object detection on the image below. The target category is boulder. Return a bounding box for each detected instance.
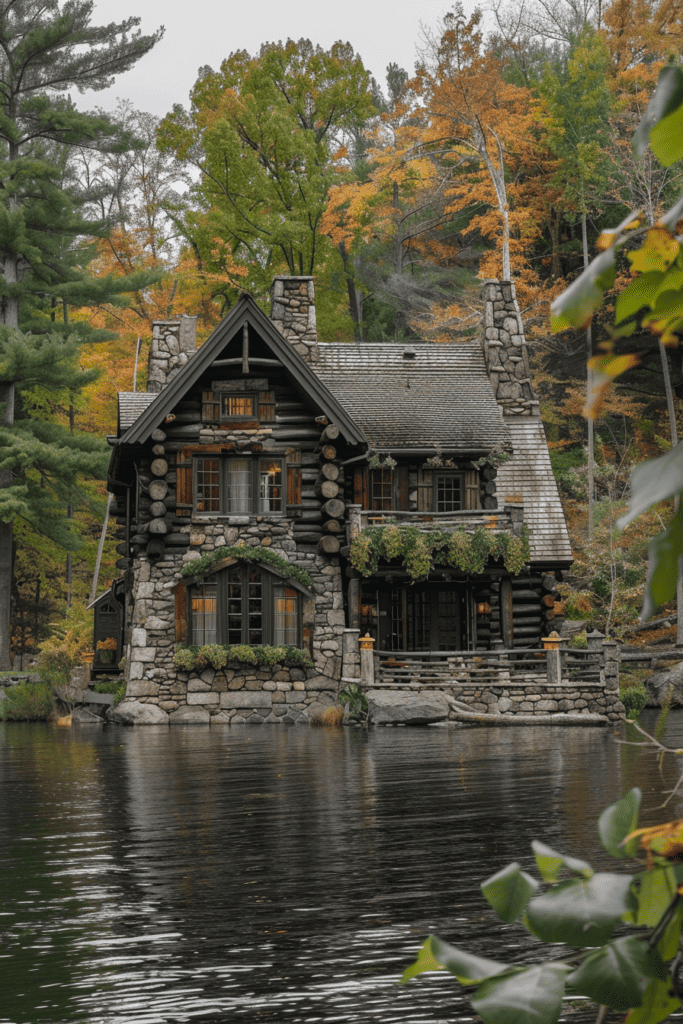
[645,662,683,707]
[169,705,211,724]
[367,689,451,726]
[107,700,169,725]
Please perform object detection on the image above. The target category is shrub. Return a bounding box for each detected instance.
[93,680,126,705]
[0,682,54,721]
[620,683,649,719]
[338,682,368,714]
[173,643,313,672]
[181,546,312,588]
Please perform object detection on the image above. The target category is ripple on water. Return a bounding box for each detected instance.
[2,718,683,1023]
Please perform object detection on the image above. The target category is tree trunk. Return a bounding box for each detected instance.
[582,212,595,542]
[0,381,15,669]
[659,340,683,644]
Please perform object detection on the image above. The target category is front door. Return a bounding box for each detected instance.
[373,584,472,651]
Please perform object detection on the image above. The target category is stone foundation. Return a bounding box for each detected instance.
[111,665,337,725]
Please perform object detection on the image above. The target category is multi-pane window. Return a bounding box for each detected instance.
[188,565,302,647]
[190,582,217,644]
[370,468,393,511]
[194,457,283,515]
[435,474,463,512]
[221,394,255,417]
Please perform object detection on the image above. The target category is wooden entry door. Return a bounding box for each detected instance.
[379,585,471,651]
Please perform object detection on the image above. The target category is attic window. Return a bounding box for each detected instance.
[402,346,416,359]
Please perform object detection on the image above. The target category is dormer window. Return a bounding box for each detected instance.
[201,381,275,425]
[222,393,256,418]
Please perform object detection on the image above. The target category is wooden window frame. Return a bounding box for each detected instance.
[186,565,302,647]
[369,467,395,511]
[193,455,286,516]
[433,471,465,513]
[201,389,276,426]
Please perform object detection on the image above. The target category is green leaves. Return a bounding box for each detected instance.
[566,937,667,1011]
[531,840,593,882]
[643,508,683,620]
[481,862,538,922]
[635,65,683,165]
[549,247,616,331]
[525,872,636,946]
[471,964,571,1024]
[626,978,681,1024]
[598,787,641,857]
[401,936,506,985]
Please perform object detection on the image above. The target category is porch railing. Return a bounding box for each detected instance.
[357,508,516,535]
[375,647,606,688]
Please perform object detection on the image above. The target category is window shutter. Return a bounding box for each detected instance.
[287,465,302,506]
[258,391,276,422]
[201,391,220,423]
[175,584,187,642]
[417,468,433,511]
[465,470,481,510]
[396,465,409,510]
[353,467,368,508]
[176,447,194,517]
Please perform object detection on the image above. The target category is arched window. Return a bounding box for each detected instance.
[187,564,303,647]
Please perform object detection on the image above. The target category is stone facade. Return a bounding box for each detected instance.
[481,280,539,416]
[147,316,198,393]
[269,276,319,362]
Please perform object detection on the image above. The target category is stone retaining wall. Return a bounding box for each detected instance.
[446,681,623,721]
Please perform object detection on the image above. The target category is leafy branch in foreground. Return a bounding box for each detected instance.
[403,786,683,1024]
[549,63,683,621]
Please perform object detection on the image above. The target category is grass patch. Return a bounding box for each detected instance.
[0,681,54,721]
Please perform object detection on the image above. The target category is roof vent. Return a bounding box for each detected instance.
[403,346,416,359]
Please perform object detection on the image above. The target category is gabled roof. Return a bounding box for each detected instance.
[118,295,367,447]
[314,342,510,453]
[495,417,573,566]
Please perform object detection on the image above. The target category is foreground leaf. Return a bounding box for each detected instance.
[567,937,667,1011]
[401,936,508,985]
[531,840,593,882]
[525,873,636,946]
[618,448,683,529]
[634,65,683,160]
[471,963,571,1024]
[482,862,539,923]
[642,509,683,620]
[636,866,678,927]
[626,977,681,1024]
[598,788,642,857]
[550,248,616,331]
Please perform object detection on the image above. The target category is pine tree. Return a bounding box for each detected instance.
[0,0,163,669]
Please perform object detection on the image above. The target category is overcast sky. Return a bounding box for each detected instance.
[85,0,478,118]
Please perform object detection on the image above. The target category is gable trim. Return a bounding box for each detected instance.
[119,295,367,447]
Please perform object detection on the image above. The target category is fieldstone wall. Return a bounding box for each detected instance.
[147,316,198,394]
[481,280,539,416]
[444,681,623,721]
[118,521,346,723]
[269,276,319,362]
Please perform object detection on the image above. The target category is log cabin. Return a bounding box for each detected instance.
[100,276,572,723]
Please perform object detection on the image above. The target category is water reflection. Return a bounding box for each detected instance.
[1,716,683,1023]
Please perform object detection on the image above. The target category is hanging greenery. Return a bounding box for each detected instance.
[349,525,529,580]
[180,545,313,588]
[174,643,313,672]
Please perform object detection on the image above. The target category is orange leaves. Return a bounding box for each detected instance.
[586,351,641,419]
[625,820,683,868]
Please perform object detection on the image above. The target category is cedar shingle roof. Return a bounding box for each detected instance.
[315,342,510,452]
[118,392,157,434]
[495,417,573,565]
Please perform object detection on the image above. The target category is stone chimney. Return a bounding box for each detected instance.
[147,314,198,394]
[481,280,539,416]
[269,276,319,362]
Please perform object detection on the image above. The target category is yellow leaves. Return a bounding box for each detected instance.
[586,351,641,418]
[624,820,683,868]
[628,228,680,273]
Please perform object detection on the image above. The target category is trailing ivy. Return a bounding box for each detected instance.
[349,525,529,580]
[174,643,314,672]
[181,545,313,588]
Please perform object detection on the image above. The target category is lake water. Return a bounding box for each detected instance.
[2,714,683,1024]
